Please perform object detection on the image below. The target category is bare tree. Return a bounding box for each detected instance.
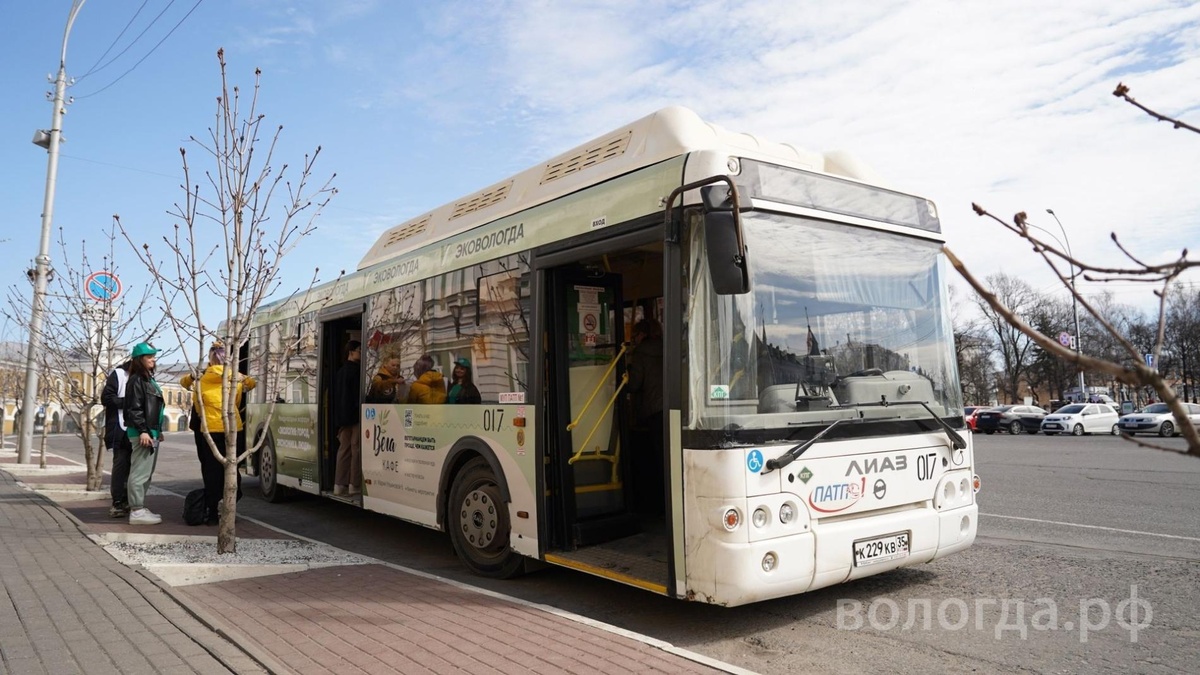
[973,273,1039,403]
[949,284,996,404]
[6,223,164,489]
[946,83,1198,456]
[0,341,27,450]
[122,49,336,552]
[1165,290,1200,403]
[1023,295,1074,404]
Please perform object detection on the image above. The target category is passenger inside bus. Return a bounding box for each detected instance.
[407,354,448,404]
[366,353,406,404]
[627,317,664,517]
[333,340,362,497]
[447,357,482,404]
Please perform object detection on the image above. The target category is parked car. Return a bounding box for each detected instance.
[1041,403,1120,436]
[1118,402,1200,437]
[963,406,984,432]
[975,405,1048,435]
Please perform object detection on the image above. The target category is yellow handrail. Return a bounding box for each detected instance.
[569,372,628,469]
[565,342,629,432]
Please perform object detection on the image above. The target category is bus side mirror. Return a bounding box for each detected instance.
[705,211,750,295]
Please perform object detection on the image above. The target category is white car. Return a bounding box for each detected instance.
[1041,403,1120,436]
[1118,402,1200,437]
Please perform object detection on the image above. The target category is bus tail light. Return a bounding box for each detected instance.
[723,508,741,531]
[761,551,778,572]
[972,474,982,493]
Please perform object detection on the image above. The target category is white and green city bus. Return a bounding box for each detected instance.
[244,107,978,606]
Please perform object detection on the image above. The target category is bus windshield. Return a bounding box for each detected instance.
[686,212,963,442]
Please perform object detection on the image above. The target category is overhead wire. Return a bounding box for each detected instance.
[76,0,204,100]
[77,0,177,82]
[75,0,152,82]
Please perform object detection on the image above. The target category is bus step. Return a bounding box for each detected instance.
[572,512,639,547]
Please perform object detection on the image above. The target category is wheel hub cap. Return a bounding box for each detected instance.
[461,488,497,550]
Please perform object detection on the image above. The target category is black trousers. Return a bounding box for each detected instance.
[632,412,665,517]
[109,431,133,508]
[194,430,242,516]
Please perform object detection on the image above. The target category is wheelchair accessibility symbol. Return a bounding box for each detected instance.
[747,449,764,474]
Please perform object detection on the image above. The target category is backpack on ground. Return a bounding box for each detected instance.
[183,488,207,526]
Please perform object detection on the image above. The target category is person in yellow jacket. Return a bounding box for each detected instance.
[181,342,257,525]
[406,354,447,404]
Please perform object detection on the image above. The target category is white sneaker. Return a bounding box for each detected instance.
[129,508,162,525]
[333,485,348,496]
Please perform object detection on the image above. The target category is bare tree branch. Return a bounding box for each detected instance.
[1113,82,1200,135]
[946,238,1198,457]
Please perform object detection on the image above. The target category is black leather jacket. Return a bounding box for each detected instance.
[123,372,165,440]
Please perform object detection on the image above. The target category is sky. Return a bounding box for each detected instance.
[2,0,1198,355]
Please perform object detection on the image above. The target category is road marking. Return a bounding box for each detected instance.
[983,513,1200,542]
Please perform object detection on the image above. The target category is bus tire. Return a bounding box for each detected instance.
[448,457,524,579]
[259,436,286,503]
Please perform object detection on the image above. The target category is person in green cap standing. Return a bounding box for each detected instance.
[447,357,481,404]
[123,342,165,525]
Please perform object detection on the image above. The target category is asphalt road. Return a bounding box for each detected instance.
[34,430,1200,675]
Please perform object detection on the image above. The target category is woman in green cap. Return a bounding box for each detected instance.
[447,357,481,404]
[123,342,165,525]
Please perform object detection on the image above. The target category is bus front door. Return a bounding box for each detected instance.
[547,268,636,549]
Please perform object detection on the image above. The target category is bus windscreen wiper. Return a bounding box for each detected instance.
[765,418,849,473]
[840,397,967,450]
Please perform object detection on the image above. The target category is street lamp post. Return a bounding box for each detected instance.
[18,0,86,464]
[1045,208,1086,402]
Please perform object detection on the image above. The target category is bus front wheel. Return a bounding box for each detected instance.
[259,437,286,503]
[448,457,524,579]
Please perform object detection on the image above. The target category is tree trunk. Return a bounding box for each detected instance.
[217,429,239,554]
[83,417,103,492]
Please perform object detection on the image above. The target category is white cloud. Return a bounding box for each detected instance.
[398,0,1200,312]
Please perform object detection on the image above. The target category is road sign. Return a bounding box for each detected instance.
[1058,331,1072,347]
[84,271,121,302]
[1145,353,1155,368]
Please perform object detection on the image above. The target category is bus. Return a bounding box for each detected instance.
[243,107,978,606]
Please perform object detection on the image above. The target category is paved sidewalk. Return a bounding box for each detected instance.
[0,470,263,675]
[1,451,746,675]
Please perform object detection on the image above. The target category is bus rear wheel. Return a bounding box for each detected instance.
[448,457,524,579]
[259,436,286,503]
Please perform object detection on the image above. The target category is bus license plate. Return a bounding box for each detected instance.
[853,532,910,567]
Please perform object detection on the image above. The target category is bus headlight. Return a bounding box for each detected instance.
[723,508,741,531]
[779,502,796,524]
[752,506,769,529]
[761,551,778,572]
